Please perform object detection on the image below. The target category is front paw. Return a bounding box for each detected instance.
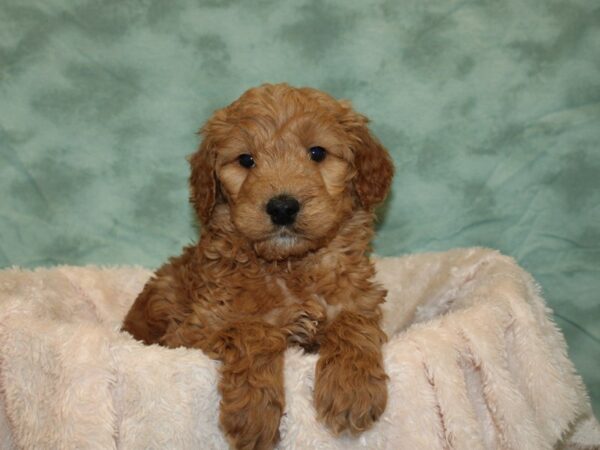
[283,301,326,351]
[215,324,286,450]
[219,370,285,450]
[314,355,388,435]
[219,381,283,450]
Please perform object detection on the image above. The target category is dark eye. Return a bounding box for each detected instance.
[309,146,327,162]
[238,153,255,168]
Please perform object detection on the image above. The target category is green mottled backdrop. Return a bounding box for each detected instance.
[1,0,598,411]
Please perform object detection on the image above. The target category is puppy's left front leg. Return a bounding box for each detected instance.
[211,322,287,450]
[314,309,388,435]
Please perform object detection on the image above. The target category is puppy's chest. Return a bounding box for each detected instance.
[217,264,341,320]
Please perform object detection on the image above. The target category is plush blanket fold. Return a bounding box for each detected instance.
[0,248,598,449]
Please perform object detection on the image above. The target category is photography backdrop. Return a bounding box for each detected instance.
[1,0,598,412]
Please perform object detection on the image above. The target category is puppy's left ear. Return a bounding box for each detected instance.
[339,101,394,210]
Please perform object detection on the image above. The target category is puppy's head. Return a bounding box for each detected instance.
[189,83,393,260]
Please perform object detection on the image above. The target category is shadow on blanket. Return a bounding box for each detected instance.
[0,248,598,449]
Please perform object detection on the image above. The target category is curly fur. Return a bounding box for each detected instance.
[122,83,394,450]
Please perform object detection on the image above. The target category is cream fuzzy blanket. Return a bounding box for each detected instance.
[0,248,598,449]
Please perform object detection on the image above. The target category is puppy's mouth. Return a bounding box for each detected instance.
[252,227,317,260]
[270,228,300,247]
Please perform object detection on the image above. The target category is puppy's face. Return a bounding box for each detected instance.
[190,84,393,260]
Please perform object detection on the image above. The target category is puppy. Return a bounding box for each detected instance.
[122,83,394,450]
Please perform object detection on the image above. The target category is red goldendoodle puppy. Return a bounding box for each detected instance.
[122,83,394,450]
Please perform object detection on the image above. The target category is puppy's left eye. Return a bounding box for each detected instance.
[309,146,327,162]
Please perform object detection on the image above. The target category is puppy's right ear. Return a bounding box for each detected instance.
[188,139,216,225]
[188,110,228,224]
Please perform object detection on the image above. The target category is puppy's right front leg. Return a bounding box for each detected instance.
[210,322,287,450]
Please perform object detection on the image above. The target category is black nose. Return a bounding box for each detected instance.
[266,195,300,226]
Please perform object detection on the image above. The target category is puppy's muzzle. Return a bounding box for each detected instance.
[266,195,300,226]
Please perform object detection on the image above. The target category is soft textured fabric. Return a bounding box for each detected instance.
[0,248,598,449]
[1,0,598,414]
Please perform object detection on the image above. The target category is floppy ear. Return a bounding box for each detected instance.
[188,136,218,225]
[339,101,394,210]
[189,108,232,224]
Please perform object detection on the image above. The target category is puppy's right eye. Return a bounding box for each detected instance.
[238,154,255,168]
